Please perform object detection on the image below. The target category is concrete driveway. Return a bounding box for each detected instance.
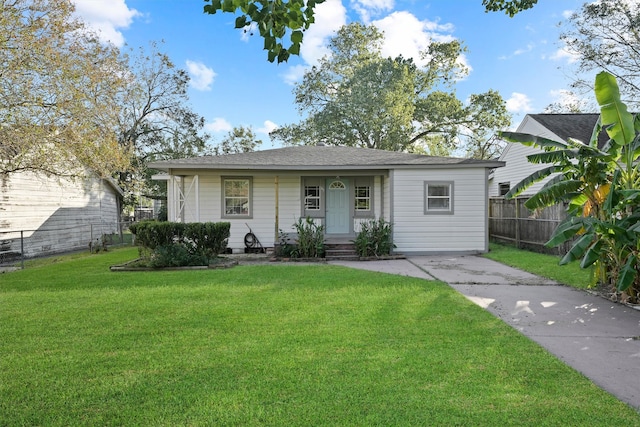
[331,255,640,410]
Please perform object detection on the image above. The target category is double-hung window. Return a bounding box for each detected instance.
[302,177,324,217]
[424,181,453,214]
[353,177,373,217]
[223,177,251,218]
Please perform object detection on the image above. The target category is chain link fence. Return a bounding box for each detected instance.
[0,221,132,270]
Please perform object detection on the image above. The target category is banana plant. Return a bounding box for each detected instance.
[500,72,640,299]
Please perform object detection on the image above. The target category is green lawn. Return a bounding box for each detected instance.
[484,242,593,289]
[1,248,638,426]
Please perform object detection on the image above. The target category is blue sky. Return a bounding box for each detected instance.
[72,0,587,150]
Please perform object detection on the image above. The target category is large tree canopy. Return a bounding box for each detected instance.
[560,0,640,109]
[203,0,538,63]
[118,42,211,205]
[0,0,129,177]
[270,23,510,157]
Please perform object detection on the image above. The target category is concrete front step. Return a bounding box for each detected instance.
[325,245,359,261]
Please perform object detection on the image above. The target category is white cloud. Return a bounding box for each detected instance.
[550,42,580,63]
[72,0,140,47]
[186,60,216,91]
[257,120,279,134]
[299,0,347,66]
[513,43,534,56]
[373,12,465,71]
[351,0,394,22]
[205,118,233,133]
[282,0,346,84]
[506,92,534,113]
[546,89,594,113]
[284,7,464,83]
[282,64,309,86]
[562,10,573,19]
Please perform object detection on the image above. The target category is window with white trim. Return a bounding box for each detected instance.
[353,177,374,217]
[302,177,324,217]
[354,186,370,211]
[304,185,321,210]
[424,181,453,214]
[223,177,251,217]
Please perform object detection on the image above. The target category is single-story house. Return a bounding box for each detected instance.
[0,171,123,261]
[489,113,607,197]
[149,145,504,255]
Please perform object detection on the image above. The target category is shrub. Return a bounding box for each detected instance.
[130,221,230,267]
[354,218,395,257]
[275,217,325,258]
[294,217,325,258]
[149,244,208,268]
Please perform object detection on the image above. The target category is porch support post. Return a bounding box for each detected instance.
[274,176,279,245]
[194,175,200,222]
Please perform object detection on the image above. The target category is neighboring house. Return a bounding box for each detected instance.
[489,113,607,197]
[149,145,504,255]
[0,171,123,260]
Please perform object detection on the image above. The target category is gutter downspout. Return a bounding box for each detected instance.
[274,176,279,247]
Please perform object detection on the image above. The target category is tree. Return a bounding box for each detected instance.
[502,72,640,302]
[270,23,510,156]
[482,0,538,17]
[0,0,130,178]
[214,126,262,155]
[117,42,211,204]
[202,0,538,63]
[560,0,640,109]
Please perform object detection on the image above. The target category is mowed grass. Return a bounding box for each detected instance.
[1,248,638,426]
[484,242,593,289]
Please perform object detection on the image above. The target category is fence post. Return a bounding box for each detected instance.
[20,230,24,270]
[515,198,520,249]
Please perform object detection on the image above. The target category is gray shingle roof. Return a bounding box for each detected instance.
[528,114,609,148]
[149,145,504,171]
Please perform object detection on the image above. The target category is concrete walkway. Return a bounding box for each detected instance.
[330,255,640,410]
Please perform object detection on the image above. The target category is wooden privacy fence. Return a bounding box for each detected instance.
[489,197,571,255]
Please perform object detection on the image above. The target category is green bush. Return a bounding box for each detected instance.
[149,244,208,268]
[276,217,325,258]
[354,218,395,257]
[294,217,325,258]
[130,221,230,267]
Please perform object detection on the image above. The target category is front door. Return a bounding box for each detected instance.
[326,178,350,234]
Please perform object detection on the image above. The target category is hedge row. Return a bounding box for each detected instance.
[129,221,230,267]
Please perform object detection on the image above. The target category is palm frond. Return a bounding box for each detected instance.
[525,179,582,210]
[499,131,567,150]
[504,165,556,199]
[595,71,635,147]
[526,149,576,165]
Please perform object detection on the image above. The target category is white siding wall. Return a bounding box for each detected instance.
[392,168,489,254]
[0,172,120,257]
[168,171,303,252]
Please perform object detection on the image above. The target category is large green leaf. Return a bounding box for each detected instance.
[560,232,594,265]
[580,239,603,269]
[526,149,576,165]
[603,169,620,213]
[595,71,635,147]
[588,115,603,148]
[525,179,582,210]
[616,255,637,292]
[505,165,557,199]
[546,218,586,248]
[499,131,567,150]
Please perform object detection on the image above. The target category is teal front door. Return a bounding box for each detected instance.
[326,178,350,234]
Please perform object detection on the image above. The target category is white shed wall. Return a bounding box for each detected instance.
[0,172,120,257]
[392,168,489,254]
